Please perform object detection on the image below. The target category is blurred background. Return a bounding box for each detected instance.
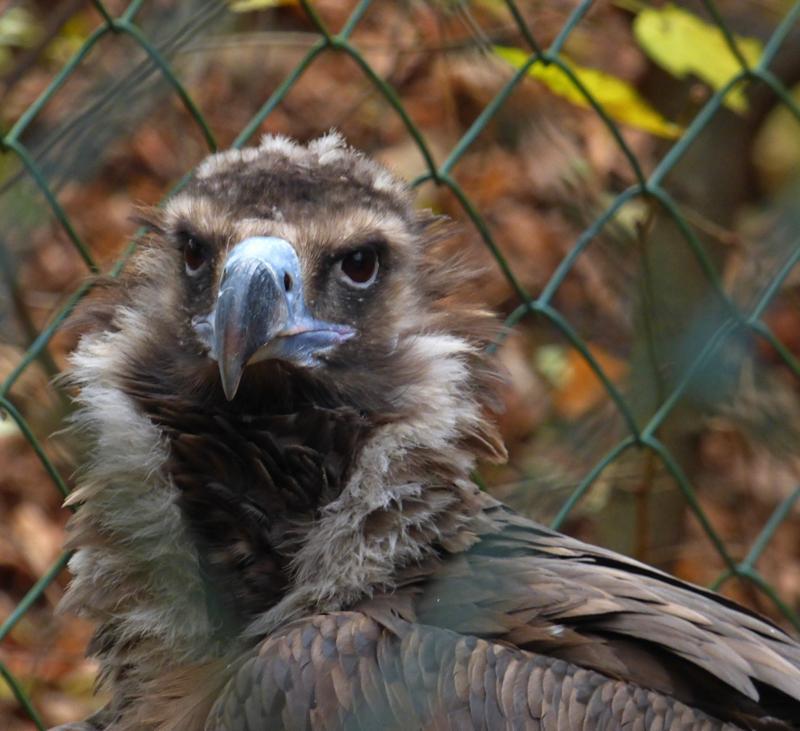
[1,0,799,727]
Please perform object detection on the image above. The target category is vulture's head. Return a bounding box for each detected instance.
[63,133,506,693]
[100,132,501,415]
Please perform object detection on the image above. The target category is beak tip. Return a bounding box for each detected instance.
[219,364,243,402]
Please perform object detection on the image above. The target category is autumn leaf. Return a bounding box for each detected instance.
[536,344,628,420]
[494,45,682,139]
[633,4,762,113]
[228,0,297,12]
[0,7,41,49]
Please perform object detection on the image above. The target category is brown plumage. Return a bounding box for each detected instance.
[55,134,800,731]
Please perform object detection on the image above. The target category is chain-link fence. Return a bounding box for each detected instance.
[2,0,800,727]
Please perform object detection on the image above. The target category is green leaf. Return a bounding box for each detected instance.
[633,3,762,113]
[228,0,297,12]
[494,45,682,139]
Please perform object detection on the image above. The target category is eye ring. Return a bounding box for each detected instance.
[182,235,209,275]
[336,246,379,288]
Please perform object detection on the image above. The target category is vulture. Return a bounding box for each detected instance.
[55,133,800,731]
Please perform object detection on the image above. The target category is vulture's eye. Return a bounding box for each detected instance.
[336,247,379,288]
[182,236,209,275]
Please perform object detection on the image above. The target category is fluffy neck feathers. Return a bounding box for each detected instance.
[62,309,504,704]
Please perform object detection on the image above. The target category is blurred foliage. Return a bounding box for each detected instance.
[0,8,41,73]
[754,81,800,192]
[228,0,297,12]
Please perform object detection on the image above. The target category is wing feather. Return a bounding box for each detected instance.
[206,613,742,730]
[376,504,800,726]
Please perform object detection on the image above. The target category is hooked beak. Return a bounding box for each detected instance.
[206,237,354,401]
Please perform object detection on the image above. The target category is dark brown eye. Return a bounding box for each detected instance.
[337,247,379,288]
[183,236,208,274]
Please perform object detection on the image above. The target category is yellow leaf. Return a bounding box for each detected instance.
[494,45,682,139]
[752,82,800,193]
[633,4,762,113]
[0,7,41,48]
[45,15,92,65]
[229,0,297,12]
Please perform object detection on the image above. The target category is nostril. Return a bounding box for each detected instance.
[283,271,293,292]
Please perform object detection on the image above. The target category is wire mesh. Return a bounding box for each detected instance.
[1,0,799,727]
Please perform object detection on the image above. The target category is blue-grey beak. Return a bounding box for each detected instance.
[210,237,354,401]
